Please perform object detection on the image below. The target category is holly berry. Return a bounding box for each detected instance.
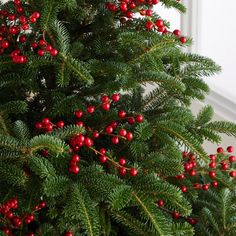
[173,29,181,36]
[209,171,216,178]
[35,122,43,129]
[119,128,127,137]
[135,114,144,123]
[119,167,127,176]
[102,103,110,111]
[221,163,229,170]
[65,231,74,236]
[87,105,95,114]
[229,155,236,162]
[189,169,196,177]
[106,126,113,134]
[209,154,216,161]
[111,136,119,144]
[6,211,14,219]
[126,11,133,18]
[188,218,197,225]
[100,155,107,163]
[76,121,84,127]
[37,49,45,56]
[194,183,201,190]
[156,19,164,27]
[84,137,94,147]
[227,146,234,153]
[118,110,126,118]
[42,118,50,125]
[1,40,9,48]
[101,95,109,103]
[120,2,127,12]
[217,147,224,153]
[172,211,180,219]
[93,131,100,138]
[57,121,65,128]
[100,148,106,155]
[230,171,236,177]
[111,93,120,102]
[152,0,159,4]
[181,186,187,193]
[75,110,83,118]
[130,168,138,176]
[69,165,80,174]
[119,158,126,165]
[182,151,189,158]
[128,117,135,125]
[202,184,209,191]
[209,161,216,169]
[211,181,218,187]
[145,21,153,30]
[12,216,22,227]
[180,37,187,44]
[32,11,41,19]
[72,154,80,163]
[156,199,165,207]
[146,9,152,16]
[50,48,59,56]
[126,132,133,141]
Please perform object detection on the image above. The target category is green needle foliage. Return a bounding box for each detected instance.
[0,0,236,235]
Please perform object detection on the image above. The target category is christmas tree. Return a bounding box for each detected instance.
[1,0,236,235]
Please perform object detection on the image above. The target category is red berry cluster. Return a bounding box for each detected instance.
[175,146,236,193]
[0,0,58,64]
[69,93,144,176]
[35,118,65,133]
[155,199,197,225]
[105,0,187,44]
[0,198,46,236]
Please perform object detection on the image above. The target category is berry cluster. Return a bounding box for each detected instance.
[176,146,236,193]
[105,0,187,44]
[0,0,58,64]
[35,118,64,133]
[35,93,144,177]
[0,198,46,236]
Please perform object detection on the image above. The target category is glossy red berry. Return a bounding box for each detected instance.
[130,168,138,176]
[221,163,229,170]
[119,158,126,165]
[189,169,196,177]
[209,154,216,161]
[100,155,107,163]
[32,11,41,19]
[129,2,136,9]
[227,146,234,153]
[156,19,164,27]
[102,103,110,111]
[156,199,164,207]
[76,121,84,127]
[65,231,73,236]
[75,110,83,118]
[152,0,159,4]
[188,218,197,225]
[100,148,106,155]
[50,48,59,56]
[145,21,153,30]
[87,105,95,114]
[211,181,218,187]
[126,132,133,141]
[119,129,127,137]
[93,131,100,138]
[72,154,80,163]
[209,171,216,178]
[209,161,216,169]
[135,114,144,123]
[35,122,43,129]
[181,186,187,193]
[128,117,135,125]
[84,137,94,147]
[173,29,181,36]
[230,171,236,177]
[111,93,120,102]
[126,11,133,18]
[42,118,50,125]
[37,49,45,56]
[101,95,109,103]
[194,183,201,190]
[172,211,180,219]
[120,2,127,12]
[8,14,16,21]
[57,121,64,128]
[118,110,126,118]
[229,155,236,162]
[146,9,152,16]
[6,211,14,219]
[202,184,209,191]
[22,24,29,30]
[180,37,187,44]
[69,165,80,174]
[106,126,113,134]
[119,167,127,176]
[1,40,9,48]
[30,17,37,23]
[12,216,22,227]
[14,0,21,4]
[217,147,224,153]
[111,136,119,144]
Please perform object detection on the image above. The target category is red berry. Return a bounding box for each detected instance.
[111,136,119,144]
[76,121,84,127]
[173,29,181,36]
[35,122,43,129]
[130,168,138,176]
[1,40,9,48]
[8,14,16,21]
[182,151,189,158]
[32,11,40,19]
[22,24,29,30]
[102,103,110,111]
[152,0,159,4]
[84,137,94,147]
[209,161,216,169]
[14,0,21,4]
[75,110,83,118]
[42,118,50,125]
[57,121,64,128]
[209,154,216,161]
[156,19,164,27]
[6,211,14,219]
[211,181,218,187]
[180,37,187,44]
[37,49,45,56]
[65,231,73,236]
[189,169,196,177]
[50,48,58,56]
[145,21,153,30]
[188,218,197,225]
[93,131,100,138]
[72,154,80,163]
[119,128,127,137]
[106,126,113,134]
[119,167,127,176]
[156,199,164,207]
[209,171,216,178]
[12,216,22,227]
[146,9,152,16]
[87,105,95,114]
[221,163,229,170]
[111,93,120,102]
[16,6,24,14]
[100,148,106,154]
[100,155,107,163]
[126,11,133,18]
[30,17,37,23]
[69,165,80,174]
[110,121,118,128]
[101,95,109,103]
[128,117,135,125]
[230,171,236,177]
[178,174,185,180]
[135,114,144,123]
[9,26,18,35]
[28,233,35,236]
[202,184,209,191]
[181,186,187,193]
[158,26,165,32]
[229,155,236,162]
[194,183,201,190]
[2,228,11,235]
[119,158,126,165]
[31,42,38,49]
[227,146,234,153]
[120,2,127,12]
[129,2,136,9]
[118,110,126,118]
[172,211,180,219]
[217,147,224,153]
[126,132,133,141]
[19,35,27,43]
